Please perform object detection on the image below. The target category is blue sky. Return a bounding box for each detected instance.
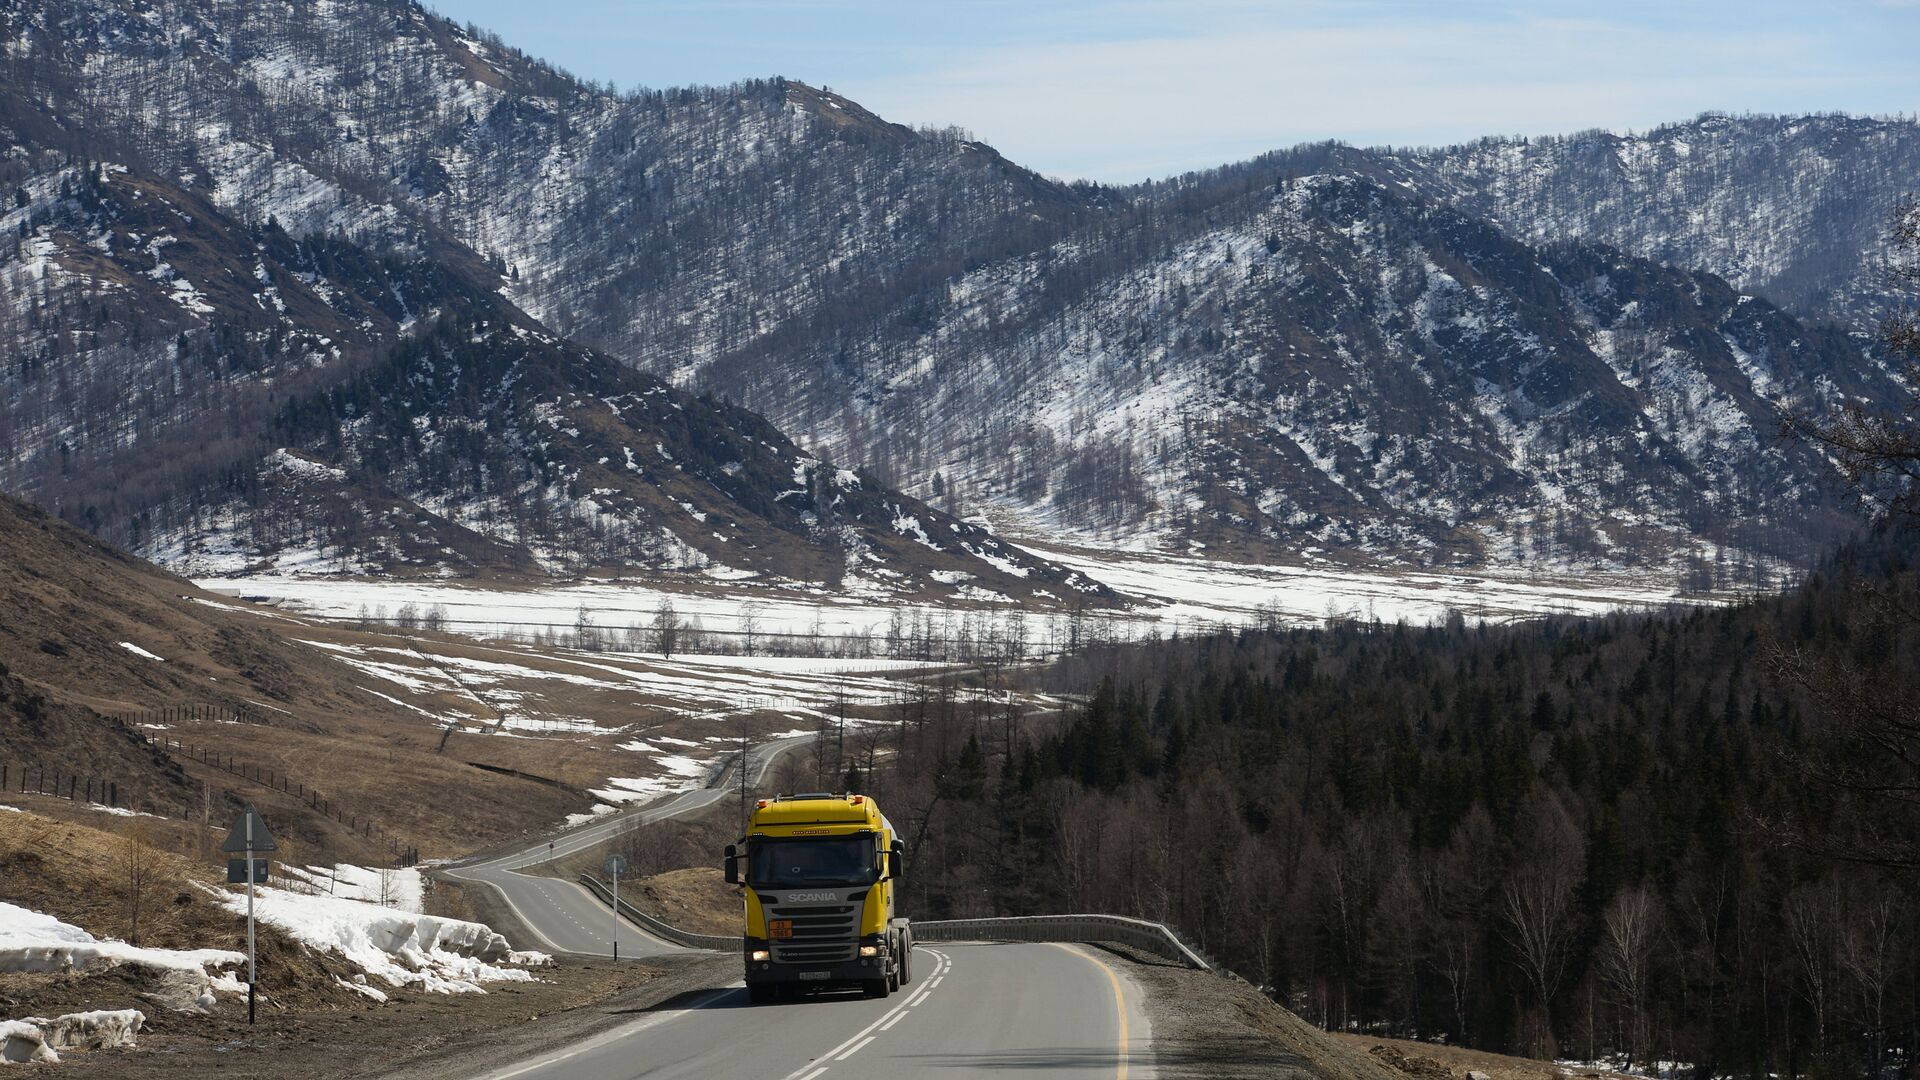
[425,0,1920,183]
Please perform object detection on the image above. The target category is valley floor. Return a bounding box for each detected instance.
[197,543,1704,657]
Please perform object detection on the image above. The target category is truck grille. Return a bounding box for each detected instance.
[768,901,861,964]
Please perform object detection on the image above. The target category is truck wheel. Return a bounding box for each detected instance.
[900,944,912,985]
[747,983,774,1004]
[887,964,900,993]
[863,978,890,999]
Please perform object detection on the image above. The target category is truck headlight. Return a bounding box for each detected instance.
[858,945,880,957]
[750,950,770,961]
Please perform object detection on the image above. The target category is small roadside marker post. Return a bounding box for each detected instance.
[604,854,629,961]
[222,805,278,1024]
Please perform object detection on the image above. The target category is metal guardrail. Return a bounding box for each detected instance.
[914,914,1213,971]
[579,875,1212,971]
[578,874,742,951]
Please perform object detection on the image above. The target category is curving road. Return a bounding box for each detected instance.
[481,943,1151,1080]
[449,732,1155,1079]
[444,734,814,957]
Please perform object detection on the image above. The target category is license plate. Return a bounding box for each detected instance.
[768,919,794,940]
[798,971,830,981]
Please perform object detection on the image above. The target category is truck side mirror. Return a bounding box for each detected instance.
[888,839,905,881]
[724,844,739,886]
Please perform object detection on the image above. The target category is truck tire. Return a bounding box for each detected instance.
[900,942,912,985]
[748,983,774,1004]
[863,978,890,999]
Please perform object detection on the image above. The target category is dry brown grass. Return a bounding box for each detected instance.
[0,806,369,1019]
[1330,1033,1636,1080]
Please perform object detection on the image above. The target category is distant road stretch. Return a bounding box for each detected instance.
[444,734,811,956]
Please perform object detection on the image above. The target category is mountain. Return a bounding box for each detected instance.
[1370,113,1920,331]
[4,0,1913,578]
[744,172,1890,573]
[0,14,1100,600]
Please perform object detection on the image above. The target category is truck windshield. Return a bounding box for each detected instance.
[748,836,877,888]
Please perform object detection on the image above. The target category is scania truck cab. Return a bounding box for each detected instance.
[725,792,911,1003]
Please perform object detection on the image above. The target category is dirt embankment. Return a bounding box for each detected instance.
[1117,942,1633,1080]
[1112,947,1397,1080]
[1330,1033,1634,1080]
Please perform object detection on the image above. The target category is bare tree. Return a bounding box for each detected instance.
[1840,884,1899,1078]
[1769,202,1920,868]
[573,604,600,651]
[375,865,402,908]
[1786,880,1842,1052]
[739,601,765,656]
[120,822,156,945]
[651,597,681,658]
[1499,803,1585,1057]
[1598,885,1659,1071]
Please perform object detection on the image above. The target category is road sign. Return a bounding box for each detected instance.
[221,806,278,854]
[220,804,274,1026]
[604,854,630,961]
[226,859,269,884]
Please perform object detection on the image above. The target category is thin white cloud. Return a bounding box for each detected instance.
[838,15,1909,181]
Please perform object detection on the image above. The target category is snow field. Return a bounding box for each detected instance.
[279,864,426,913]
[203,543,1691,664]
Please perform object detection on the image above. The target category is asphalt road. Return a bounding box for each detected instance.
[452,730,1154,1079]
[444,734,813,957]
[480,942,1151,1080]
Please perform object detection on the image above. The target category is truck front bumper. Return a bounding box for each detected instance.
[743,936,889,986]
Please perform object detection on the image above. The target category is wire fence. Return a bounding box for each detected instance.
[10,706,417,865]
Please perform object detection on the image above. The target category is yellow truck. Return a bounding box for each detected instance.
[724,792,912,1002]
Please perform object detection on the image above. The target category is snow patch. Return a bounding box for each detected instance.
[118,642,165,662]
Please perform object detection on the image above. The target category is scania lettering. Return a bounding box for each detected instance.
[724,793,911,1003]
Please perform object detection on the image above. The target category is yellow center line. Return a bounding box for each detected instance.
[1049,943,1129,1080]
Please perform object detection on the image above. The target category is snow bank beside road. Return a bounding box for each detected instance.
[219,887,548,994]
[0,902,242,981]
[0,1020,57,1064]
[0,1010,147,1065]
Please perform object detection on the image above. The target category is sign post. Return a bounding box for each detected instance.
[604,854,629,961]
[221,806,278,1024]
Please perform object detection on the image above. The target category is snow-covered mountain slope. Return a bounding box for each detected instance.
[2,0,1088,383]
[1363,113,1920,331]
[3,0,1910,579]
[754,175,1892,575]
[0,118,1095,598]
